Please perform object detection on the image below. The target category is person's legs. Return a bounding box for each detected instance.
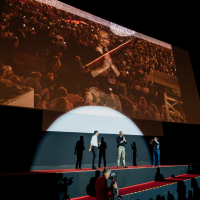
[157,150,160,166]
[92,146,98,168]
[99,151,102,168]
[152,150,156,166]
[121,147,126,166]
[77,152,82,169]
[76,158,78,169]
[103,152,106,167]
[117,146,122,166]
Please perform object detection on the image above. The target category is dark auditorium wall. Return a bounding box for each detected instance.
[172,45,200,124]
[161,122,200,165]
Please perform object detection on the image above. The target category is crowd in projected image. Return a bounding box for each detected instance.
[0,0,186,123]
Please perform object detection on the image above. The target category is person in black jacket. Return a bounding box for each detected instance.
[116,131,128,168]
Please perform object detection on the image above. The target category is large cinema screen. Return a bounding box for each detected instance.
[0,0,195,124]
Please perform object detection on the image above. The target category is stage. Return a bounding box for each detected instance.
[1,164,199,200]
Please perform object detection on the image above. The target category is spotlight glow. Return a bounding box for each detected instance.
[47,106,143,135]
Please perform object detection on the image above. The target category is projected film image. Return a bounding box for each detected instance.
[0,0,186,123]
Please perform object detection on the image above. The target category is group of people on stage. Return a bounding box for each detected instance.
[89,130,160,170]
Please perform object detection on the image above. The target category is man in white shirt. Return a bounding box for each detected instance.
[89,130,101,169]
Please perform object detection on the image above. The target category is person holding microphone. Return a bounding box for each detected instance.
[149,137,160,166]
[116,131,128,168]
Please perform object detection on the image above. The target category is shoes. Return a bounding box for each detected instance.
[152,165,156,167]
[117,166,119,169]
[92,167,98,170]
[124,166,128,168]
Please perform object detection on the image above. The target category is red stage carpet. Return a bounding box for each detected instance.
[0,165,184,176]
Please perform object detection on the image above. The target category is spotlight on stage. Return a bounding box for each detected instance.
[47,106,143,135]
[31,106,153,170]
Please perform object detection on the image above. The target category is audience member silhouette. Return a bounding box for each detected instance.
[56,173,74,200]
[177,181,187,200]
[156,195,162,200]
[191,178,200,200]
[155,167,164,181]
[167,191,174,200]
[98,137,107,168]
[161,196,166,200]
[86,170,100,197]
[131,142,137,166]
[74,136,85,169]
[188,190,192,200]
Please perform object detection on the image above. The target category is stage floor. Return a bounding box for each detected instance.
[1,164,199,200]
[0,164,189,176]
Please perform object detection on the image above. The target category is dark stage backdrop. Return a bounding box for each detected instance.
[172,46,200,124]
[31,132,153,170]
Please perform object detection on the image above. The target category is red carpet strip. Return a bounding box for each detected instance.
[0,165,183,176]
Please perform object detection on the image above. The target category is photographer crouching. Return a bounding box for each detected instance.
[95,167,118,200]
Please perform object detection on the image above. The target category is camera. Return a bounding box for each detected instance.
[62,177,73,185]
[108,173,122,200]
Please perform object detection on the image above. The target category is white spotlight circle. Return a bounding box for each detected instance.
[48,106,143,135]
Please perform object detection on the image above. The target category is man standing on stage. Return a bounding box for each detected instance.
[89,130,101,169]
[116,131,128,168]
[149,137,160,166]
[95,167,117,200]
